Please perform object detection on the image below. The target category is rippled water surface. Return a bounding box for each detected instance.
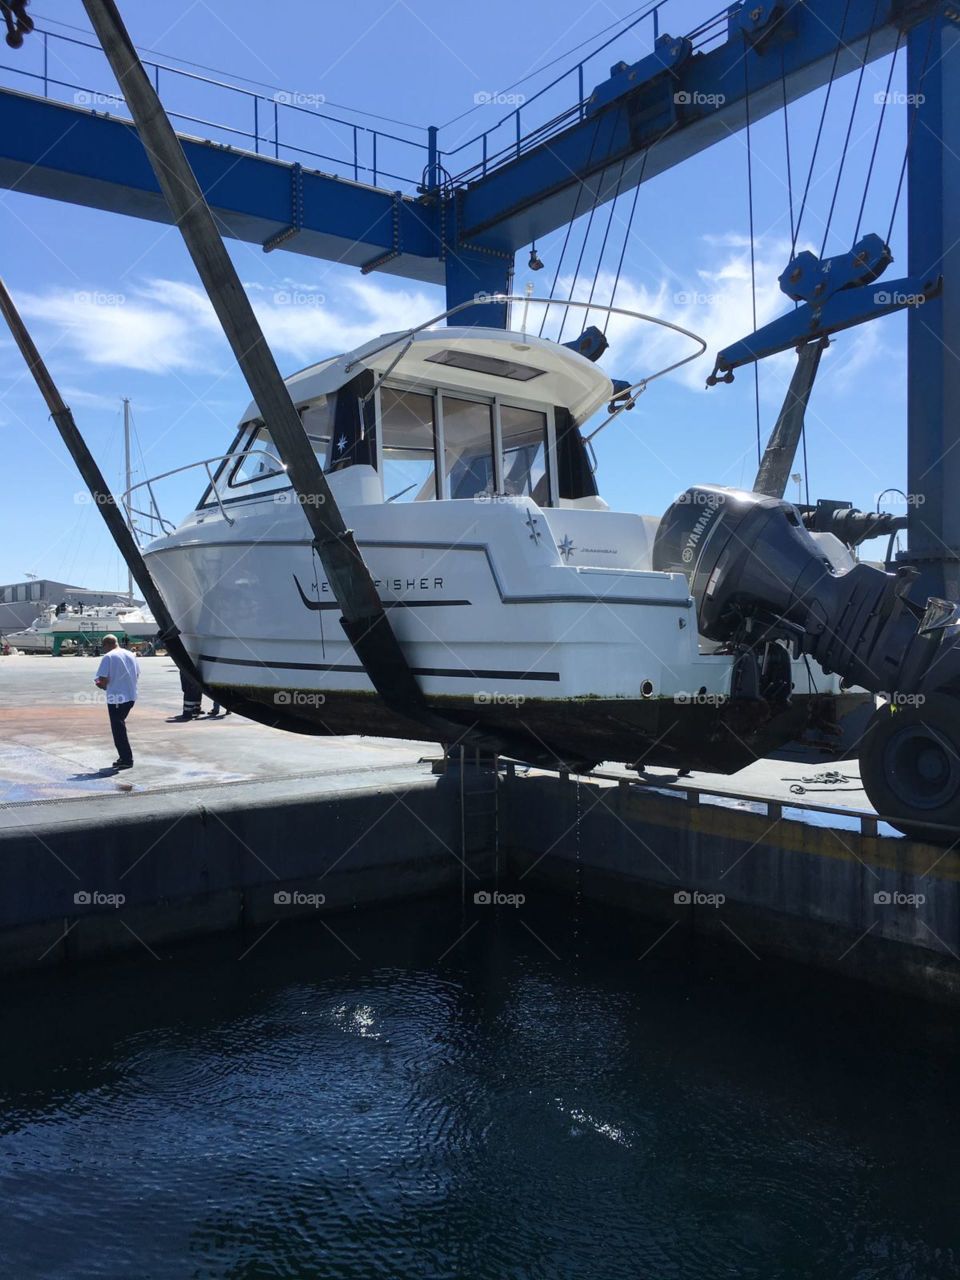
[1,898,958,1279]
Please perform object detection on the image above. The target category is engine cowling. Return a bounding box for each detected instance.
[652,485,960,698]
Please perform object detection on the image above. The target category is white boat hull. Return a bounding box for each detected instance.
[145,485,868,770]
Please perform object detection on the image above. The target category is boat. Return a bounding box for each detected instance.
[4,601,157,654]
[134,312,872,775]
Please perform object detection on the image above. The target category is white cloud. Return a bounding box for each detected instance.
[519,230,903,422]
[60,386,129,411]
[523,233,798,395]
[17,286,213,375]
[15,233,894,412]
[15,274,441,377]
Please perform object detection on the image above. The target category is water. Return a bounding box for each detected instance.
[1,897,958,1279]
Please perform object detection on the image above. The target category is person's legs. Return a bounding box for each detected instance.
[179,671,203,719]
[108,700,134,766]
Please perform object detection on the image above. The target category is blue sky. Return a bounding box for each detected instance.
[0,0,916,591]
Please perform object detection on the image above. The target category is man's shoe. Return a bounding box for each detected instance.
[113,759,134,769]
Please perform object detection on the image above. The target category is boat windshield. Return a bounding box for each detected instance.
[380,387,438,502]
[226,399,333,495]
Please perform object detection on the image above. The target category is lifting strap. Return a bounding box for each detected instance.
[753,338,828,500]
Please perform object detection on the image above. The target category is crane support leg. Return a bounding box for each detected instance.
[906,12,960,597]
[443,244,513,327]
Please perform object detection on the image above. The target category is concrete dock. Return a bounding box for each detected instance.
[1,653,958,1003]
[0,654,441,803]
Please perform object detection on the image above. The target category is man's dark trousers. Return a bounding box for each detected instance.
[108,700,135,765]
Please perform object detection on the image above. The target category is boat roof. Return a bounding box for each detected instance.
[239,327,614,427]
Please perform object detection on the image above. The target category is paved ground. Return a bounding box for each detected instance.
[0,654,871,820]
[584,756,872,827]
[0,655,440,805]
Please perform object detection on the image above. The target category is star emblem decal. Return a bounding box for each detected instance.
[336,434,348,453]
[558,535,575,561]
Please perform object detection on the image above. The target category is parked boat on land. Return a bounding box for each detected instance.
[4,601,157,654]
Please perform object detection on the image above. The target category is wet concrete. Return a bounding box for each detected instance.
[0,654,869,814]
[0,654,440,804]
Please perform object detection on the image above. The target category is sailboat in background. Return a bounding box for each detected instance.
[2,398,157,654]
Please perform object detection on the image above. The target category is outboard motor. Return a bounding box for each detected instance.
[653,486,960,838]
[653,486,960,697]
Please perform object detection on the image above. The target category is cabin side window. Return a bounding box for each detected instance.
[301,399,334,468]
[442,397,497,500]
[553,407,598,500]
[499,405,549,503]
[379,387,438,501]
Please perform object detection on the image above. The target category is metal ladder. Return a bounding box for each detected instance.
[457,746,500,902]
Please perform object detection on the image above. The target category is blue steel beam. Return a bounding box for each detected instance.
[905,12,960,599]
[454,1,926,252]
[0,89,446,283]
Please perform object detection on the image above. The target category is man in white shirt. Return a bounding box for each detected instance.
[94,634,140,770]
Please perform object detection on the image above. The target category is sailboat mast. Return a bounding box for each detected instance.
[122,396,133,604]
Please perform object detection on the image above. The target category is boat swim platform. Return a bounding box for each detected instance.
[0,654,957,1002]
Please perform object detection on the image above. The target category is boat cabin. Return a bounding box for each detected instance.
[204,327,612,513]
